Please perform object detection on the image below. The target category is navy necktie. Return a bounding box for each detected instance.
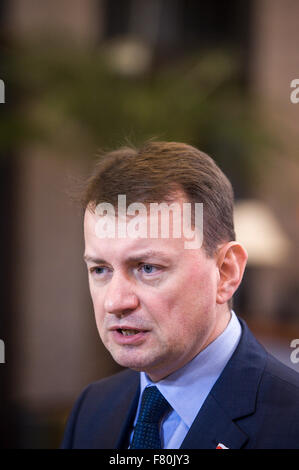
[130,386,171,449]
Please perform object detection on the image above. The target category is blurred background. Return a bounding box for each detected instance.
[0,0,298,448]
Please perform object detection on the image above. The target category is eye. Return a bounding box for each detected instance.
[139,264,159,275]
[89,266,109,276]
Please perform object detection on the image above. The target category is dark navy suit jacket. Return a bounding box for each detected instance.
[61,318,299,449]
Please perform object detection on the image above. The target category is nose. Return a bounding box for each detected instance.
[104,271,139,316]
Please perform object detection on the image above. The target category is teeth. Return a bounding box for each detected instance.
[121,329,139,336]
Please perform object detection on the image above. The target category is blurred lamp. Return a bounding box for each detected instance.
[105,37,152,76]
[234,200,291,267]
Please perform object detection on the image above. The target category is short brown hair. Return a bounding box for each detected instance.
[81,141,235,257]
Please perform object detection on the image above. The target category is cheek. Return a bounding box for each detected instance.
[89,285,105,327]
[144,267,203,318]
[89,285,98,310]
[161,264,217,329]
[188,261,217,300]
[89,278,103,306]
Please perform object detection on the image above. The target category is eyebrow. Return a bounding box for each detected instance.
[83,250,172,264]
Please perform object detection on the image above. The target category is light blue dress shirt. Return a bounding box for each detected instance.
[130,311,242,449]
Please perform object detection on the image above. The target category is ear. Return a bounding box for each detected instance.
[215,241,248,305]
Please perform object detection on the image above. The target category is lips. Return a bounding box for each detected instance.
[110,326,149,344]
[110,326,148,334]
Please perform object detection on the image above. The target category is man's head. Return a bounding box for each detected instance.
[82,141,235,256]
[82,141,247,381]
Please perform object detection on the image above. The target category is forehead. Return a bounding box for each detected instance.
[83,206,201,263]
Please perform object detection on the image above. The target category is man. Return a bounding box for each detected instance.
[61,141,299,449]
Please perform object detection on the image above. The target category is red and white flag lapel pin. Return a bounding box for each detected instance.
[216,443,229,449]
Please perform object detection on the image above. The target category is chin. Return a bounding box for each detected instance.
[109,351,153,372]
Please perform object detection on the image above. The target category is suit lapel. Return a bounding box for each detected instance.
[180,393,248,449]
[115,378,140,449]
[181,318,267,449]
[92,370,140,449]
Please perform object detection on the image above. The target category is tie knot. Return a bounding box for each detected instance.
[138,386,171,424]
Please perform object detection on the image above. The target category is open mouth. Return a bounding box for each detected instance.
[118,329,141,336]
[111,327,148,344]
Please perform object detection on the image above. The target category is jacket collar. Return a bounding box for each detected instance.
[180,318,267,449]
[115,373,140,449]
[92,369,140,449]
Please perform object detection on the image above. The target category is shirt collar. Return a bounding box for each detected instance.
[139,311,241,428]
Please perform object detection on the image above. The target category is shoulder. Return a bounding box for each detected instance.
[238,316,299,400]
[235,319,299,447]
[251,354,299,448]
[75,368,139,408]
[61,369,139,448]
[260,352,299,403]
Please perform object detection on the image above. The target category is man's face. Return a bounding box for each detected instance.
[84,204,227,381]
